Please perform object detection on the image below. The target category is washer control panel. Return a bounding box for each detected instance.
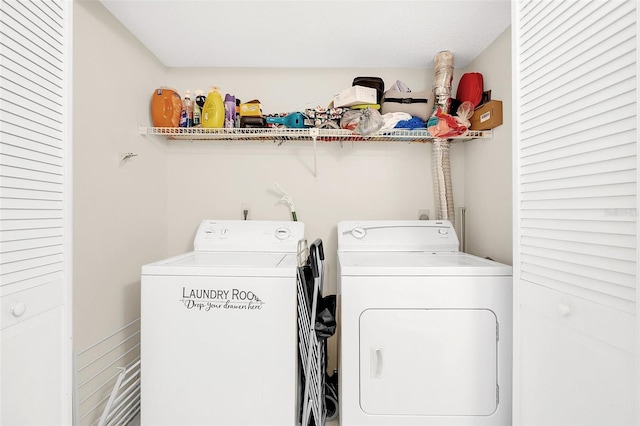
[194,220,304,252]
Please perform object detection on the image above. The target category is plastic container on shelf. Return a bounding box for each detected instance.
[151,87,182,127]
[224,94,236,128]
[235,98,241,128]
[201,87,224,128]
[194,89,207,109]
[193,89,204,126]
[179,90,194,127]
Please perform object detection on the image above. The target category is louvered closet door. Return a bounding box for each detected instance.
[514,1,638,425]
[0,0,71,424]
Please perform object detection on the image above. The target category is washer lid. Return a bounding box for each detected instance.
[142,251,299,277]
[339,251,512,276]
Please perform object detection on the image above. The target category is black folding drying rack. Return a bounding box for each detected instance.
[296,239,332,426]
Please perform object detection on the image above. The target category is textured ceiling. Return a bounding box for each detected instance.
[99,0,511,68]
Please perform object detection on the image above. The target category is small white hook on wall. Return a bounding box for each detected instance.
[120,152,138,164]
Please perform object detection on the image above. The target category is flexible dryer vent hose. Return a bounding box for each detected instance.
[432,50,454,114]
[432,139,455,222]
[431,50,455,223]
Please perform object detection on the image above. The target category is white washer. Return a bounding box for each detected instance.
[141,220,304,426]
[337,220,512,426]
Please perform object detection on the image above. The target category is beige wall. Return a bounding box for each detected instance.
[72,0,511,355]
[162,67,466,297]
[461,28,513,265]
[73,0,168,350]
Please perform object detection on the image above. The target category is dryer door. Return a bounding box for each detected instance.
[360,308,498,416]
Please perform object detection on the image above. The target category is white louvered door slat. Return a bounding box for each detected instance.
[2,128,64,155]
[1,0,68,282]
[514,1,637,425]
[517,0,637,313]
[1,0,71,424]
[0,174,63,193]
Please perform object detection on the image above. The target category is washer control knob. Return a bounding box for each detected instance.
[11,302,27,317]
[275,227,290,240]
[438,228,449,235]
[557,303,571,317]
[219,228,228,238]
[351,227,366,239]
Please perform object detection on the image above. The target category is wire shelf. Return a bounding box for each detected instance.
[140,126,489,143]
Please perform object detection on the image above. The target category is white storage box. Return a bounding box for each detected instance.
[333,85,377,107]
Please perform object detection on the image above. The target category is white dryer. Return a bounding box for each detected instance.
[337,220,512,426]
[141,220,304,426]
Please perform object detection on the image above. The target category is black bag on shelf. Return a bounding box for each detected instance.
[240,116,267,128]
[353,76,385,104]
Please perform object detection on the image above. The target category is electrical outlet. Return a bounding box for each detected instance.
[241,203,251,220]
[418,209,430,220]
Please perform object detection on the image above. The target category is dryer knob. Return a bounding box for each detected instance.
[275,227,290,240]
[438,228,449,235]
[351,227,366,239]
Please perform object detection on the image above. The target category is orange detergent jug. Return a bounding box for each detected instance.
[201,87,224,128]
[151,87,182,127]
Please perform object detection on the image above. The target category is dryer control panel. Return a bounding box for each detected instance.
[194,220,305,253]
[338,220,459,252]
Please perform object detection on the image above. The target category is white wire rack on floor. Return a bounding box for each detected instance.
[98,358,140,426]
[74,318,141,426]
[297,239,327,426]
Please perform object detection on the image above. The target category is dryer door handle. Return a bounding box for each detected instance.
[370,348,383,379]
